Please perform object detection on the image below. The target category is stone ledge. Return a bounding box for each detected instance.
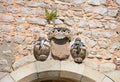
[1,59,114,82]
[102,77,114,82]
[10,63,37,82]
[82,66,105,82]
[0,74,16,82]
[105,70,120,82]
[12,55,36,70]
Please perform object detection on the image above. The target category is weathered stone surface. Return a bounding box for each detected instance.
[6,0,13,4]
[4,35,11,43]
[65,19,74,26]
[22,7,38,15]
[72,0,85,4]
[116,0,120,5]
[105,70,120,82]
[88,0,101,5]
[0,72,8,79]
[87,51,97,59]
[84,58,99,70]
[15,17,25,23]
[98,40,108,48]
[0,0,3,2]
[27,18,47,25]
[0,14,14,22]
[93,7,107,15]
[102,77,114,82]
[88,39,97,48]
[0,58,11,72]
[109,42,120,52]
[16,0,25,5]
[88,20,96,28]
[12,55,36,70]
[28,26,41,33]
[11,63,37,82]
[83,6,93,13]
[82,30,91,37]
[92,30,103,39]
[8,6,20,14]
[108,8,119,17]
[100,0,107,5]
[99,63,116,72]
[15,24,25,33]
[1,25,11,32]
[26,1,40,7]
[0,74,15,82]
[110,23,117,29]
[88,20,103,28]
[103,32,112,38]
[14,35,25,44]
[78,19,87,27]
[0,5,6,13]
[55,19,63,24]
[58,5,68,10]
[96,54,103,59]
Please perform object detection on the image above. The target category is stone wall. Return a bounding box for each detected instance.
[0,0,120,79]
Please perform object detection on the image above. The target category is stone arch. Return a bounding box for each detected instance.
[0,55,114,82]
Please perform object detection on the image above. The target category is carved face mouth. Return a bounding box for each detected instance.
[52,37,69,45]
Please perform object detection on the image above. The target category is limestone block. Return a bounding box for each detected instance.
[27,18,47,25]
[103,32,112,39]
[88,0,101,5]
[8,6,20,14]
[84,58,99,70]
[105,70,120,82]
[55,19,63,24]
[14,35,25,44]
[0,5,6,13]
[12,55,36,70]
[93,7,107,15]
[60,61,84,81]
[0,72,8,79]
[6,0,13,4]
[26,1,40,7]
[102,77,114,82]
[116,0,120,5]
[1,25,11,32]
[92,30,103,39]
[108,8,119,17]
[88,39,97,48]
[15,17,25,23]
[0,58,11,72]
[65,19,75,26]
[98,40,109,49]
[83,66,105,82]
[16,0,25,5]
[4,35,11,43]
[78,19,87,27]
[28,26,41,33]
[0,74,15,82]
[110,23,117,29]
[35,60,61,72]
[72,0,85,4]
[10,63,37,82]
[0,14,14,22]
[58,4,68,10]
[99,63,116,72]
[21,7,37,15]
[15,24,25,33]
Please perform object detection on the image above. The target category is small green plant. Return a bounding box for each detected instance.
[45,8,57,24]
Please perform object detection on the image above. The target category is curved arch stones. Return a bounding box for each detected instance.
[0,55,114,82]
